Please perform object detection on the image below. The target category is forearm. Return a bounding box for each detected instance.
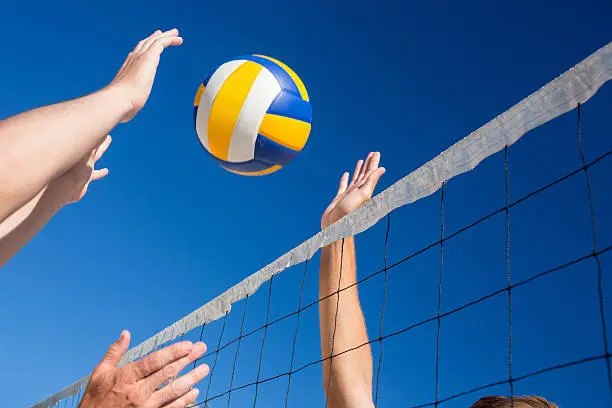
[0,186,63,268]
[0,86,128,221]
[319,237,373,408]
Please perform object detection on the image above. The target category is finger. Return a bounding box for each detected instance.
[130,341,195,380]
[147,35,183,57]
[160,388,200,408]
[358,152,379,185]
[143,28,181,53]
[356,152,374,184]
[151,364,209,407]
[349,160,363,187]
[92,168,109,181]
[358,152,381,188]
[94,135,112,161]
[135,29,162,53]
[99,330,130,368]
[141,29,165,52]
[143,342,207,391]
[365,151,381,174]
[336,172,349,196]
[361,167,385,196]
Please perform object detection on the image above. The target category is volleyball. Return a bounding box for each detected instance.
[193,55,312,176]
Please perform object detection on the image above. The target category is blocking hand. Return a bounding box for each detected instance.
[79,331,209,408]
[108,29,183,123]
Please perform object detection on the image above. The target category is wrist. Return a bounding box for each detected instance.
[39,185,69,213]
[100,84,133,122]
[321,210,346,230]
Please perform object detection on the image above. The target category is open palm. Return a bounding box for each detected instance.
[322,152,385,229]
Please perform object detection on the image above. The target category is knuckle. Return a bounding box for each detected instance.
[116,370,134,388]
[144,52,158,61]
[191,368,205,382]
[161,363,176,380]
[168,381,182,398]
[106,344,118,357]
[146,354,160,372]
[176,393,192,407]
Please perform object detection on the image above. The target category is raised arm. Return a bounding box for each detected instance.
[319,152,385,408]
[0,136,111,268]
[0,29,182,223]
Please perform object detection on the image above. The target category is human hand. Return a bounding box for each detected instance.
[44,135,111,207]
[108,29,183,123]
[80,331,209,408]
[321,152,385,229]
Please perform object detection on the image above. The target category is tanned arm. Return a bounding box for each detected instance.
[319,152,385,408]
[0,29,182,223]
[0,136,111,268]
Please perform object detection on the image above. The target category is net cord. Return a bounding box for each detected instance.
[576,103,612,390]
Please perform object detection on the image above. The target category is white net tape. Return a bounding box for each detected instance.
[32,41,612,408]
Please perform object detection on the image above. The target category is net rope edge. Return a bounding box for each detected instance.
[31,41,612,408]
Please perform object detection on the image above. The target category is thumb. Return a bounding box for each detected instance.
[336,172,349,196]
[99,330,130,368]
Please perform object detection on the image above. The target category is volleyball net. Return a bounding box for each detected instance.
[33,42,612,408]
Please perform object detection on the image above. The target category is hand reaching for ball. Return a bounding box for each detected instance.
[321,152,385,229]
[108,29,183,123]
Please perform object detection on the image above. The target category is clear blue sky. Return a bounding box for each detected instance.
[0,1,611,407]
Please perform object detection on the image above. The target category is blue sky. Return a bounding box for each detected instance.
[0,1,611,407]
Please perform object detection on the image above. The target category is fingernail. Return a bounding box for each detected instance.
[196,364,210,376]
[193,342,207,356]
[191,388,200,402]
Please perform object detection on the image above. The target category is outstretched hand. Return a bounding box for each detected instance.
[321,152,385,229]
[80,331,209,408]
[109,29,183,123]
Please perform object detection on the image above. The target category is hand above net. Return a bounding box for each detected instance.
[79,331,208,408]
[108,29,183,123]
[0,29,182,224]
[319,153,384,408]
[321,151,386,229]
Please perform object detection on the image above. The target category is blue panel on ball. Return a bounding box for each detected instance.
[255,134,299,166]
[266,91,312,124]
[237,55,301,98]
[220,158,275,173]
